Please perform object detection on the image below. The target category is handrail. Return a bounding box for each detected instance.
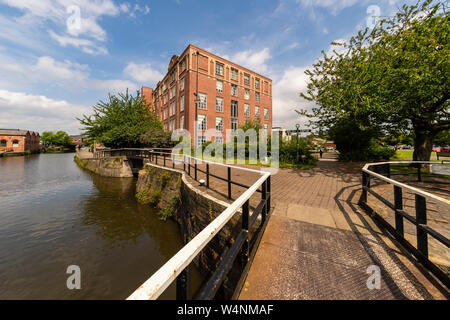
[362,161,450,207]
[360,161,450,288]
[127,169,270,300]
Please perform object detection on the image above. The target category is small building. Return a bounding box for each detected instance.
[0,129,40,153]
[71,135,88,146]
[324,141,336,149]
[272,127,292,142]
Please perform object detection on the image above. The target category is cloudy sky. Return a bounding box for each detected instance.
[0,0,415,134]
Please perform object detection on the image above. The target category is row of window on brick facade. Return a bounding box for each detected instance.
[215,62,262,90]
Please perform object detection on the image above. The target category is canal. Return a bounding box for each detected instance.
[0,153,194,299]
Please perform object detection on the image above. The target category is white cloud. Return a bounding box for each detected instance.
[0,54,138,94]
[123,62,164,85]
[296,0,360,15]
[272,66,316,129]
[0,89,90,134]
[48,30,108,55]
[231,48,272,75]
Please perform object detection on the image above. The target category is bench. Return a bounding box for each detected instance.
[436,151,450,162]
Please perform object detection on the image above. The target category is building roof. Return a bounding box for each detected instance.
[0,129,39,136]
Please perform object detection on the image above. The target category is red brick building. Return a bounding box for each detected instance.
[142,44,272,145]
[0,129,40,153]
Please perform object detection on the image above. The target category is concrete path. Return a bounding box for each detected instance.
[237,153,449,300]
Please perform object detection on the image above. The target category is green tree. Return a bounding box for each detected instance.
[300,0,449,161]
[79,90,164,148]
[41,131,72,147]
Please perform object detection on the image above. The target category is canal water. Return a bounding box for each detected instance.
[0,153,195,299]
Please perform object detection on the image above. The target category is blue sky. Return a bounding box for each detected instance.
[0,0,415,134]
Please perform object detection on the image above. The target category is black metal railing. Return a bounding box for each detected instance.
[96,148,272,300]
[359,161,450,288]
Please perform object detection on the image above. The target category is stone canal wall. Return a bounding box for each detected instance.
[136,163,243,298]
[74,155,134,178]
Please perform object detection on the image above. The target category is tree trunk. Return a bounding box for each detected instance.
[413,130,434,161]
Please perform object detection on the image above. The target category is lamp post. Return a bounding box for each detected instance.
[296,123,300,163]
[194,51,199,158]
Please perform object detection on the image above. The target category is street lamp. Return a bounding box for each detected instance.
[296,123,300,163]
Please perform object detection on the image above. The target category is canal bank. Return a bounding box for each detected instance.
[0,153,194,299]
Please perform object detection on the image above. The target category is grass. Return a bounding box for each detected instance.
[393,150,414,160]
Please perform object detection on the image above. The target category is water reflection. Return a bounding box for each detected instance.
[0,153,191,299]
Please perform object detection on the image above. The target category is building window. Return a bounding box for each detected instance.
[244,73,250,85]
[215,136,223,144]
[170,119,176,131]
[198,93,207,110]
[255,92,260,102]
[180,115,184,129]
[255,78,260,89]
[198,136,207,146]
[264,124,268,136]
[180,78,185,91]
[216,80,223,93]
[255,106,260,118]
[231,68,238,81]
[12,140,19,148]
[244,104,250,117]
[198,114,207,131]
[216,62,224,76]
[264,108,269,120]
[231,84,238,97]
[0,140,6,147]
[180,95,184,111]
[216,97,224,112]
[231,100,238,118]
[244,89,250,100]
[170,101,176,116]
[216,117,224,132]
[170,86,176,99]
[231,119,238,131]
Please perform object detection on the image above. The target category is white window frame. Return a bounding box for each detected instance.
[198,114,207,131]
[198,93,207,110]
[244,89,250,100]
[255,92,260,102]
[216,80,223,93]
[180,78,185,91]
[244,73,250,85]
[264,108,269,120]
[231,84,238,97]
[244,103,250,117]
[231,68,238,81]
[231,100,238,118]
[180,115,184,129]
[231,119,238,131]
[255,78,260,89]
[255,106,260,118]
[216,96,224,112]
[216,116,224,132]
[216,62,224,76]
[180,95,184,111]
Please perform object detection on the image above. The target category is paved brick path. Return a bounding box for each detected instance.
[144,152,449,299]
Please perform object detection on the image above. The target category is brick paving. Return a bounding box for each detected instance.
[147,152,448,299]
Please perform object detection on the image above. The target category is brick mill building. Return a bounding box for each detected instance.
[141,44,272,145]
[0,129,40,153]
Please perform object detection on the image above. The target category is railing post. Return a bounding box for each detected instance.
[227,167,232,199]
[206,163,210,188]
[164,153,166,167]
[172,154,175,169]
[415,194,428,258]
[394,186,404,236]
[194,159,197,181]
[361,172,370,203]
[155,153,158,165]
[188,157,191,176]
[183,155,186,172]
[262,180,267,224]
[176,267,190,300]
[417,164,422,182]
[241,199,249,268]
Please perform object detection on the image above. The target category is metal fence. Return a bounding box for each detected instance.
[95,148,272,299]
[359,161,450,288]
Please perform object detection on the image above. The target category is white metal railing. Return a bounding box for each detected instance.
[362,161,450,207]
[127,152,271,300]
